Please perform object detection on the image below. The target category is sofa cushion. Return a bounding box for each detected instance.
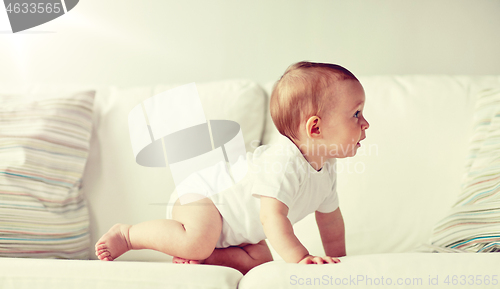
[239,253,500,289]
[84,80,267,261]
[430,88,500,252]
[0,89,95,259]
[0,257,242,289]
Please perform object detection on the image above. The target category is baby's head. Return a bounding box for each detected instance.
[270,61,369,159]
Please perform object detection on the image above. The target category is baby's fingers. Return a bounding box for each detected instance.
[298,256,314,264]
[324,256,341,264]
[299,255,340,265]
[313,256,324,264]
[304,258,315,264]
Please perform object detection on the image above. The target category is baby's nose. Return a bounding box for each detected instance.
[362,117,370,130]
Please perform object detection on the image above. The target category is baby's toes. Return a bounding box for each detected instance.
[172,257,183,264]
[97,250,111,260]
[95,244,106,251]
[101,255,114,261]
[95,246,106,255]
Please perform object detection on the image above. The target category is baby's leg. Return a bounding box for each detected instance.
[95,194,222,261]
[173,240,273,274]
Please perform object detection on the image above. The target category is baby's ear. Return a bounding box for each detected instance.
[305,116,321,138]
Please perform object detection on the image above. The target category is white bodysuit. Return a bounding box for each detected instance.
[166,134,339,248]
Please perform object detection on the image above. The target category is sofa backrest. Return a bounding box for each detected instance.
[262,75,500,259]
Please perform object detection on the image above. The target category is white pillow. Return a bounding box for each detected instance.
[84,80,267,261]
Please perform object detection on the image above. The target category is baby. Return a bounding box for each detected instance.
[95,61,369,274]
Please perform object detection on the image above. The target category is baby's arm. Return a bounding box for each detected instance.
[260,196,339,264]
[315,207,346,257]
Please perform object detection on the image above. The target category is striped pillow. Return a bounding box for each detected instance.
[0,91,95,259]
[430,88,500,252]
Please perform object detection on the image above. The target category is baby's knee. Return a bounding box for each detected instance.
[245,240,274,263]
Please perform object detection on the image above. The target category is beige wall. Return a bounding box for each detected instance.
[0,0,499,87]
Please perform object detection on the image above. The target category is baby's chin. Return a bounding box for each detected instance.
[327,146,360,158]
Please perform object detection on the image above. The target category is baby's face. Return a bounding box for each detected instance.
[320,80,369,158]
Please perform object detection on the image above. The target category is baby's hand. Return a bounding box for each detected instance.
[298,254,340,264]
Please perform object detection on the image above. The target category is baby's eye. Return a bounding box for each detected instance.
[354,111,360,118]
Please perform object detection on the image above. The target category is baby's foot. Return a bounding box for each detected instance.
[95,223,132,261]
[172,256,205,264]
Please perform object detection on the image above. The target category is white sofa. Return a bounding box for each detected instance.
[1,76,499,288]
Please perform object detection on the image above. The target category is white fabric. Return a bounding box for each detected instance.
[127,104,152,158]
[262,76,500,258]
[248,134,339,218]
[167,133,339,248]
[82,80,266,261]
[239,253,500,289]
[169,147,227,192]
[143,83,207,140]
[0,257,242,289]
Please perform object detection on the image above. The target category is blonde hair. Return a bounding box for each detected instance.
[270,61,358,141]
